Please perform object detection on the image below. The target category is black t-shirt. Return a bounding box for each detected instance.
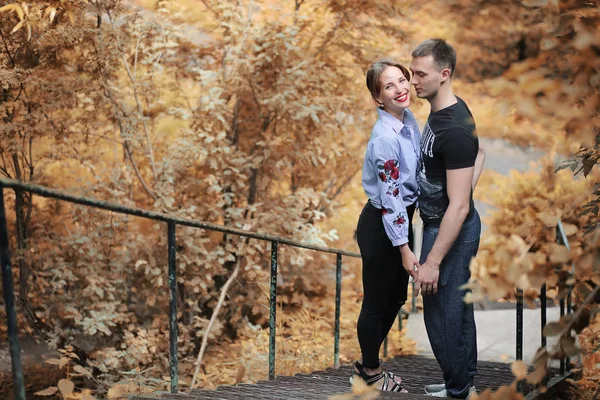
[418,96,479,223]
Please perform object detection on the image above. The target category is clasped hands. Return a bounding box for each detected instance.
[400,245,439,296]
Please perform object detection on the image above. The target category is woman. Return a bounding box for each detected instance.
[351,59,421,392]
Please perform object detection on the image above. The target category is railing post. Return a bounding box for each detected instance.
[0,185,26,400]
[556,221,574,374]
[334,253,342,368]
[167,222,179,393]
[516,288,524,393]
[566,288,572,372]
[541,284,547,348]
[559,298,565,375]
[268,241,278,380]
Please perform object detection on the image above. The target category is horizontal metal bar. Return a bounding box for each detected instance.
[0,178,360,258]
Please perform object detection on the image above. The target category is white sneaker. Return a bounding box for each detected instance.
[425,386,477,398]
[424,383,446,394]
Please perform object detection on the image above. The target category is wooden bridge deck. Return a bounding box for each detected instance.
[132,355,534,400]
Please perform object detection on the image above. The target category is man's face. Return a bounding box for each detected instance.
[410,55,444,100]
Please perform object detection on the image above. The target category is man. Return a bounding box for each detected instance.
[410,39,485,399]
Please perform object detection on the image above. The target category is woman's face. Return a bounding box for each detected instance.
[376,66,410,116]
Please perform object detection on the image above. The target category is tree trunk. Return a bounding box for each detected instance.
[11,153,31,303]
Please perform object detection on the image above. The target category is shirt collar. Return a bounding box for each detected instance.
[377,107,415,137]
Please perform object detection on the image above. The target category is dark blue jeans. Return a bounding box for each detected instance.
[421,210,480,399]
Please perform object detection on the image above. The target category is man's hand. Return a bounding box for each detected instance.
[400,244,419,279]
[416,259,440,295]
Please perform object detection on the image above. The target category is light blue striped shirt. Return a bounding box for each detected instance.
[361,108,421,246]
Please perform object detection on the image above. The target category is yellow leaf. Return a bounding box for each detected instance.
[59,357,70,369]
[542,321,563,336]
[20,2,28,17]
[13,3,23,20]
[537,211,560,227]
[34,386,58,396]
[561,223,578,237]
[511,360,528,380]
[548,244,571,264]
[58,379,75,397]
[560,336,580,357]
[0,4,16,14]
[11,19,24,34]
[526,363,547,385]
[26,23,31,41]
[526,349,549,385]
[107,383,136,399]
[73,365,92,376]
[45,358,61,365]
[350,376,378,397]
[0,3,23,20]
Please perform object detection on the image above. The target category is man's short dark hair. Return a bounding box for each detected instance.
[412,39,457,77]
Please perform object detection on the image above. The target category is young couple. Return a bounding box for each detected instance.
[352,39,486,399]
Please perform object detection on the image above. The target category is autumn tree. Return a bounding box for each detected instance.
[1,0,418,395]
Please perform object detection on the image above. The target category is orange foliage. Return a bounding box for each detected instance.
[0,0,598,398]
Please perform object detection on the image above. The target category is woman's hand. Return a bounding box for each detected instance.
[399,244,419,279]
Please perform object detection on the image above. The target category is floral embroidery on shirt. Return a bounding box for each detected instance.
[378,159,402,198]
[393,213,406,226]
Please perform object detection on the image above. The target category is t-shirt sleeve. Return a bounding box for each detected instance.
[440,127,478,170]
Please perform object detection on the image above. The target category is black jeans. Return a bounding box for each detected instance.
[356,200,415,369]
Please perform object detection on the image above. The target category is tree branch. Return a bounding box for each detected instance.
[200,0,219,17]
[107,10,159,182]
[101,79,158,201]
[0,27,15,67]
[0,150,12,178]
[315,12,345,57]
[558,283,600,338]
[124,140,158,201]
[190,257,242,390]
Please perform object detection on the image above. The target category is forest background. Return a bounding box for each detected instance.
[0,0,598,399]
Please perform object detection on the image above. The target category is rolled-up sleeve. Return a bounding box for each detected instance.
[372,136,409,246]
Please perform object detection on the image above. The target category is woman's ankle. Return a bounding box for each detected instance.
[363,366,382,375]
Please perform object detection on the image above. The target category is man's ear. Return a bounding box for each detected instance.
[440,68,451,82]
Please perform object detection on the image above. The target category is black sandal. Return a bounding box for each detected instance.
[349,361,362,384]
[349,361,407,392]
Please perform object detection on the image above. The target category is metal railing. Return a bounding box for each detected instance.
[515,220,575,394]
[0,179,360,399]
[1,177,579,399]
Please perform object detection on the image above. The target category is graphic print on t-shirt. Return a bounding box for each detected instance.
[420,123,435,163]
[418,122,447,221]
